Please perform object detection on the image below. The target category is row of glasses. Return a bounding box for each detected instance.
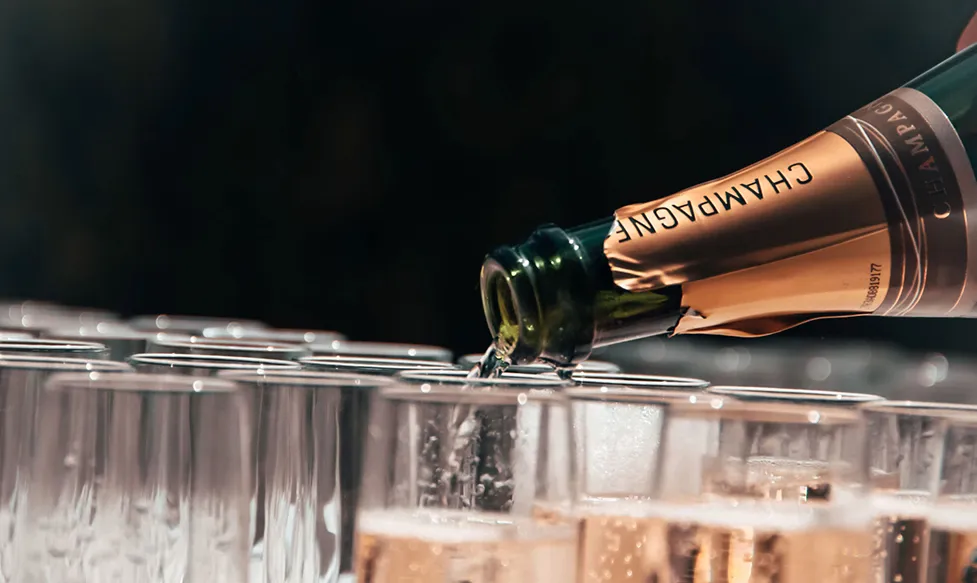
[0,313,875,583]
[355,369,932,583]
[112,350,459,582]
[114,353,713,583]
[0,304,608,580]
[0,351,343,583]
[0,336,653,583]
[6,331,918,583]
[0,332,287,582]
[0,308,876,580]
[20,302,977,583]
[120,352,703,582]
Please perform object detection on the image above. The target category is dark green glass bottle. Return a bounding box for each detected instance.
[481,44,977,367]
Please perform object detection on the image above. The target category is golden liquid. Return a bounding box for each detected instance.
[928,526,977,583]
[870,499,977,583]
[541,500,871,583]
[873,515,929,583]
[873,516,977,583]
[354,509,577,583]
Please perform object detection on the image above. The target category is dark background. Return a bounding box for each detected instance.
[1,0,976,356]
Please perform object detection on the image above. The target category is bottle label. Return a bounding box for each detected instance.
[603,87,977,337]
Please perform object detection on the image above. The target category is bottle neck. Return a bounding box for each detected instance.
[906,42,977,170]
[480,221,683,366]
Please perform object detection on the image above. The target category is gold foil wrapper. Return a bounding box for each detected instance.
[603,87,977,337]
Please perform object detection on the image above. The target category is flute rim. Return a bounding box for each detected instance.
[706,385,884,403]
[859,399,977,418]
[378,382,566,404]
[395,368,569,387]
[45,371,241,394]
[0,354,132,371]
[150,334,308,353]
[564,386,718,404]
[218,368,396,387]
[669,397,865,424]
[201,327,346,343]
[128,352,301,370]
[0,339,108,352]
[301,355,456,371]
[310,340,453,360]
[571,371,710,389]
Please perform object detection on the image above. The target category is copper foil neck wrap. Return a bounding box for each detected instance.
[603,87,977,337]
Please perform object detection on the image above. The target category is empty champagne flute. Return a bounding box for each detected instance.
[297,358,454,576]
[219,370,395,583]
[128,354,301,554]
[309,341,452,362]
[0,356,131,583]
[355,372,573,582]
[17,372,255,583]
[128,353,301,376]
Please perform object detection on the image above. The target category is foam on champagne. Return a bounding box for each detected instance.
[870,490,932,518]
[574,495,874,531]
[355,508,578,583]
[357,508,572,543]
[924,500,977,531]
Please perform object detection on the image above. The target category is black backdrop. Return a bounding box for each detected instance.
[1,0,976,356]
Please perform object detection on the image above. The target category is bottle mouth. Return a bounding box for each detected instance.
[479,249,541,363]
[480,262,519,356]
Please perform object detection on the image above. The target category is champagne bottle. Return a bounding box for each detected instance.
[480,44,977,367]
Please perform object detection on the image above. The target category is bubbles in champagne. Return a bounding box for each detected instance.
[537,498,871,583]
